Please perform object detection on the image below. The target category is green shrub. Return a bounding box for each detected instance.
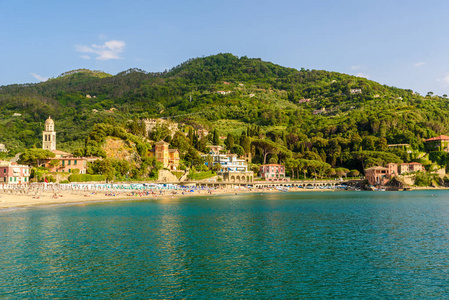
[188,170,216,180]
[69,174,106,182]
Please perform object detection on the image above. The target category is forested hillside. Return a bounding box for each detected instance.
[1,53,449,175]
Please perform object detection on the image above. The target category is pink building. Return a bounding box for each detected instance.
[0,161,30,184]
[399,162,425,173]
[43,157,89,174]
[366,162,426,186]
[259,164,289,181]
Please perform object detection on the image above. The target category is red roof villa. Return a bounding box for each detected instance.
[425,135,449,152]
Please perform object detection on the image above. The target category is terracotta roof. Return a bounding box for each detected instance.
[155,141,170,145]
[425,135,449,142]
[365,166,389,171]
[51,149,72,156]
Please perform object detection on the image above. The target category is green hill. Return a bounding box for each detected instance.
[1,53,448,168]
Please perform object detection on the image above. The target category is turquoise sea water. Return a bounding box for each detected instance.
[1,191,449,298]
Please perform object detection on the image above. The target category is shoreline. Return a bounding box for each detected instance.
[0,186,342,211]
[1,186,448,212]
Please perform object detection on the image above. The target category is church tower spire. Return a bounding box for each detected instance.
[42,116,56,150]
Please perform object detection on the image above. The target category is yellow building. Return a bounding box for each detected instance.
[150,141,180,170]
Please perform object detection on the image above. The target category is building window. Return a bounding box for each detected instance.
[74,160,77,165]
[68,160,71,165]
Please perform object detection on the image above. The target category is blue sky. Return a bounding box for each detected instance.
[2,0,449,95]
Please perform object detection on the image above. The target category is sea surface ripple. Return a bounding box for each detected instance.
[1,191,449,298]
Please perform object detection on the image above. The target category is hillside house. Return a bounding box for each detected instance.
[350,88,362,94]
[298,98,311,104]
[197,129,209,139]
[217,91,231,95]
[387,144,412,153]
[424,135,449,152]
[313,107,326,115]
[149,141,180,170]
[206,145,223,155]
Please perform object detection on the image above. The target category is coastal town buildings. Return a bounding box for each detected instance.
[202,153,253,182]
[149,141,180,170]
[259,164,289,181]
[0,161,30,184]
[365,162,426,186]
[424,135,449,152]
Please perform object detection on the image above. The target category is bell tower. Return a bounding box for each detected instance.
[42,116,56,150]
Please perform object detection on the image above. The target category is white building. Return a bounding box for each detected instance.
[202,153,253,182]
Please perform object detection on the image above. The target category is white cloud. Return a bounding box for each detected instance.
[438,74,449,84]
[80,55,91,60]
[30,73,49,82]
[356,72,370,79]
[351,65,362,70]
[76,40,125,60]
[414,62,426,67]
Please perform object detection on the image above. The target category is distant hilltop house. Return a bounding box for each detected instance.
[105,108,117,113]
[424,135,449,152]
[197,129,209,139]
[86,94,97,99]
[12,113,21,117]
[350,88,362,94]
[387,144,412,153]
[223,81,230,85]
[313,107,326,115]
[217,91,232,95]
[298,98,311,104]
[149,141,180,170]
[41,116,99,175]
[0,143,7,153]
[365,162,426,186]
[142,118,178,137]
[206,145,223,155]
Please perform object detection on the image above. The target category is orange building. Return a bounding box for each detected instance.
[149,141,180,170]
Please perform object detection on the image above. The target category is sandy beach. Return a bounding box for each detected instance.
[0,183,336,211]
[0,186,298,211]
